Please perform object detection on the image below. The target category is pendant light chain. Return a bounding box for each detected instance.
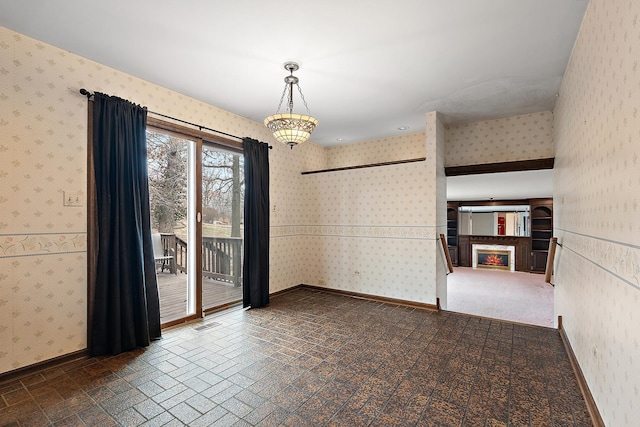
[274,83,289,114]
[263,61,318,148]
[297,84,312,115]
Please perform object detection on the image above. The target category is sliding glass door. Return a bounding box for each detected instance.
[147,126,244,325]
[147,129,198,324]
[201,145,244,312]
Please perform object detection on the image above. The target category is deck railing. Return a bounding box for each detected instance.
[160,233,243,287]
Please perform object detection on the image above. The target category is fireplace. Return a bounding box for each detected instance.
[472,244,515,271]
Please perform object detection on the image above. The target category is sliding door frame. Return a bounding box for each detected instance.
[147,117,241,328]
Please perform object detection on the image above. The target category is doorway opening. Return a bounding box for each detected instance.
[200,145,244,313]
[147,125,244,327]
[446,201,554,327]
[445,169,555,327]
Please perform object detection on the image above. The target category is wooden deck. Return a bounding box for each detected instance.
[156,271,242,323]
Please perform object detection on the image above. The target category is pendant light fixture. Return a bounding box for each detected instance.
[264,62,318,149]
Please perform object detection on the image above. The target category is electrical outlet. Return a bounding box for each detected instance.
[63,190,83,207]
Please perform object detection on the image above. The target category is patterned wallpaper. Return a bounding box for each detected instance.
[0,26,451,373]
[268,140,327,294]
[553,0,640,425]
[0,25,446,373]
[427,112,448,309]
[0,26,306,373]
[296,116,447,306]
[6,16,634,423]
[292,111,552,307]
[0,28,92,373]
[446,111,553,167]
[303,162,431,227]
[325,132,425,169]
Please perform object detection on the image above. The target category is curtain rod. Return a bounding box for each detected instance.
[79,88,272,149]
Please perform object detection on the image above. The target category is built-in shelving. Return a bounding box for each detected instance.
[530,200,553,272]
[448,198,553,273]
[447,203,459,266]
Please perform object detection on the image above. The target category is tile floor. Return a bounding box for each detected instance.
[0,288,591,426]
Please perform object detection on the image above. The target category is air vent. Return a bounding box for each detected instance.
[194,322,221,331]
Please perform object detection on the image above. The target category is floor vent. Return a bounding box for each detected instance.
[194,322,221,331]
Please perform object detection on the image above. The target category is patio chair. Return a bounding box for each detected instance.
[152,233,175,274]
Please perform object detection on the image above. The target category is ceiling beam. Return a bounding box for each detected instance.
[445,158,554,177]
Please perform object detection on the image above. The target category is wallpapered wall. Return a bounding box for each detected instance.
[0,26,452,374]
[429,112,448,309]
[5,17,630,423]
[553,0,640,425]
[299,121,446,305]
[299,162,435,301]
[269,142,326,293]
[0,23,578,383]
[324,111,554,171]
[0,26,309,373]
[446,111,554,167]
[325,132,425,169]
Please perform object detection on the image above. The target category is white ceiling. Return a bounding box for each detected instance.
[447,169,553,201]
[0,0,589,147]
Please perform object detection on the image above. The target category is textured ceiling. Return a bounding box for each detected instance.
[0,0,589,146]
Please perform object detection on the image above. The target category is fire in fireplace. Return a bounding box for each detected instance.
[476,249,510,270]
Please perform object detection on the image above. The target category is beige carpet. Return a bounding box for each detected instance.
[446,267,555,328]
